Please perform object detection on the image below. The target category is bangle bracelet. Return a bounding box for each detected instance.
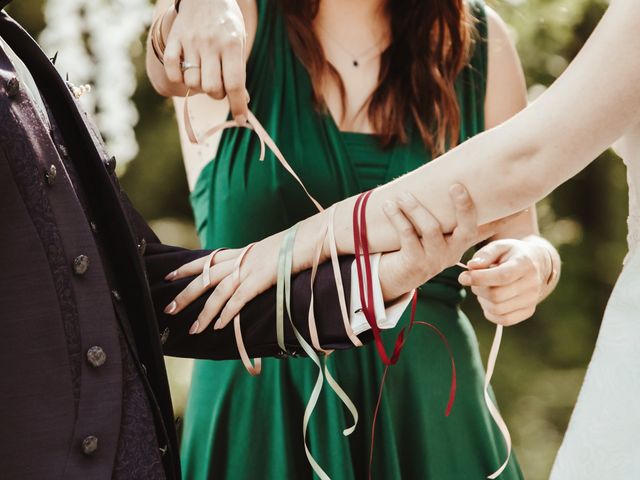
[544,247,558,287]
[150,5,173,64]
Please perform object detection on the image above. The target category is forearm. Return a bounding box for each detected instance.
[292,125,543,271]
[293,0,640,269]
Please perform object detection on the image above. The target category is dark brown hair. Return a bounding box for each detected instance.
[281,0,475,155]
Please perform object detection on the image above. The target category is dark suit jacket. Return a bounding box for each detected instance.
[0,6,367,479]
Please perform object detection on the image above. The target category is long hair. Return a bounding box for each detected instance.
[280,0,475,155]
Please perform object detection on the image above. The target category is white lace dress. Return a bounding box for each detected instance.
[550,123,640,479]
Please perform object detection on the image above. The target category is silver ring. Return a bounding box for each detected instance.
[180,61,201,72]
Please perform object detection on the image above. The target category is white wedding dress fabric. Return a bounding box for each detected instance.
[550,123,640,479]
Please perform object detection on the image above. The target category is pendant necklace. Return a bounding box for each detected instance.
[317,25,388,68]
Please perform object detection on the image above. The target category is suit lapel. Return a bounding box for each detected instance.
[0,14,180,476]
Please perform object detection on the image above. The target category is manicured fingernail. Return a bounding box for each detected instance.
[458,272,470,285]
[235,114,247,126]
[189,320,200,335]
[213,319,222,330]
[165,270,177,281]
[164,301,177,314]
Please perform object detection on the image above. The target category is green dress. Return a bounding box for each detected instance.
[181,1,523,478]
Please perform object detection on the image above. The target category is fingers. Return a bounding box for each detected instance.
[470,276,534,304]
[481,304,536,327]
[220,39,248,122]
[165,255,208,281]
[201,54,225,99]
[165,249,240,281]
[459,257,528,287]
[217,280,259,329]
[395,192,448,250]
[182,52,202,91]
[476,282,539,316]
[163,274,207,317]
[189,275,238,334]
[164,261,236,316]
[449,184,478,244]
[163,37,184,84]
[466,241,512,270]
[383,199,424,256]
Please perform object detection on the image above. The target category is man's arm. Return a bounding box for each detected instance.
[144,243,369,359]
[118,192,373,359]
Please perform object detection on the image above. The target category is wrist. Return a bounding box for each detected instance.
[525,237,559,296]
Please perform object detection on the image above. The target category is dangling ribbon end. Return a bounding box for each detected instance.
[487,468,505,480]
[445,402,453,418]
[342,426,356,437]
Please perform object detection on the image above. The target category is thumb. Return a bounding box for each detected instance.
[467,241,512,270]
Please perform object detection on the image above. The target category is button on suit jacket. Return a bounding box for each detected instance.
[0,7,369,479]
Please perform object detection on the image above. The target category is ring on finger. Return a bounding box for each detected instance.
[180,61,201,72]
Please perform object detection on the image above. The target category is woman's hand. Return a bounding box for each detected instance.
[161,0,249,121]
[377,187,504,301]
[458,237,556,326]
[162,234,284,334]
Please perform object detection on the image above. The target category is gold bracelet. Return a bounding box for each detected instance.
[150,6,173,65]
[150,16,164,64]
[544,247,559,287]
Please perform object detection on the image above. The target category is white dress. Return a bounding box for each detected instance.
[550,123,640,479]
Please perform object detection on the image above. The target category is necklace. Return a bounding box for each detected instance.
[317,25,388,68]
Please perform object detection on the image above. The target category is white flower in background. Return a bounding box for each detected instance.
[40,0,152,169]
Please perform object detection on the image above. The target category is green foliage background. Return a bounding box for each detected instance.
[7,1,625,478]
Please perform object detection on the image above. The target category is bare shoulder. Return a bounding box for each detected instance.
[484,6,511,49]
[483,6,527,129]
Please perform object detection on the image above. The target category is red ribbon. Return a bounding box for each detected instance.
[353,191,459,479]
[353,191,409,365]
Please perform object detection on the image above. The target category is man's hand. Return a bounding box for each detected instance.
[162,0,249,122]
[378,185,503,301]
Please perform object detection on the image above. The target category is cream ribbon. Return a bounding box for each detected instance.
[183,92,323,211]
[484,324,511,479]
[232,244,262,376]
[187,94,511,478]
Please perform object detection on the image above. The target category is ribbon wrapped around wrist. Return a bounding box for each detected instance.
[188,94,511,478]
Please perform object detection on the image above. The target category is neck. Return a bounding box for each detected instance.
[316,0,387,33]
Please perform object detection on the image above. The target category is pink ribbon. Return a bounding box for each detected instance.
[456,262,511,479]
[183,92,323,211]
[185,96,511,478]
[233,244,262,376]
